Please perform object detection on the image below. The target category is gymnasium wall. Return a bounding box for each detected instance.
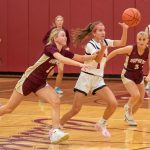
[0,0,150,75]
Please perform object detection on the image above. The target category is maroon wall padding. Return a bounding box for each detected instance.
[136,0,150,74]
[0,0,7,71]
[28,0,49,66]
[0,0,150,75]
[7,0,28,72]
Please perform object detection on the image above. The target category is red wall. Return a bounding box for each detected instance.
[0,0,150,75]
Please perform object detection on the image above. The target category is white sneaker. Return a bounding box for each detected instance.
[124,104,137,126]
[49,128,69,144]
[95,120,111,138]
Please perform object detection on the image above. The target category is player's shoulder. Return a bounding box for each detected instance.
[104,39,113,46]
[87,39,98,49]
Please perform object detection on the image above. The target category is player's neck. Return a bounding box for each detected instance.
[93,38,100,43]
[56,43,63,51]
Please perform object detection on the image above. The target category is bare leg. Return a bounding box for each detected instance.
[55,63,64,88]
[132,83,145,114]
[47,68,54,78]
[60,92,85,126]
[96,86,118,120]
[0,90,24,116]
[95,86,117,138]
[36,85,60,128]
[36,85,70,144]
[123,81,140,114]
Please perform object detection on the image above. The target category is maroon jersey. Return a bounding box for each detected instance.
[123,45,149,84]
[15,43,74,95]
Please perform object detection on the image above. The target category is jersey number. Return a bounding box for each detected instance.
[97,63,100,69]
[134,64,139,70]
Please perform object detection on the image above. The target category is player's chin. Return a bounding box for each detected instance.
[62,42,66,47]
[100,37,105,40]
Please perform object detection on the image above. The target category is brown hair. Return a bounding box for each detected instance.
[72,21,103,45]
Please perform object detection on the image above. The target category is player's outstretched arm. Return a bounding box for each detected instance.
[53,52,88,68]
[113,23,129,47]
[107,45,132,62]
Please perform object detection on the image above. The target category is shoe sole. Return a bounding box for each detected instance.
[95,124,111,138]
[51,134,69,144]
[124,116,137,126]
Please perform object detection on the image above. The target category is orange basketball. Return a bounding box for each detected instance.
[122,8,141,27]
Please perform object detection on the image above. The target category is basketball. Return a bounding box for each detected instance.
[122,8,141,27]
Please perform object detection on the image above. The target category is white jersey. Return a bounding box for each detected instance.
[82,39,114,77]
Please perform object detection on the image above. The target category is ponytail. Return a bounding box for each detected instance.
[72,21,103,45]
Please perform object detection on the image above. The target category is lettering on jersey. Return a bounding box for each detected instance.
[130,58,146,64]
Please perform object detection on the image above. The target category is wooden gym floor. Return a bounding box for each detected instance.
[0,77,150,150]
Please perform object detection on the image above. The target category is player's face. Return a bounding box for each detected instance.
[55,31,67,46]
[137,33,149,48]
[93,24,105,41]
[55,17,64,28]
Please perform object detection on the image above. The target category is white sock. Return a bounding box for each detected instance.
[98,118,107,125]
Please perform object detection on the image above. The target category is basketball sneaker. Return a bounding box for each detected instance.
[55,87,63,94]
[124,104,137,126]
[95,119,111,138]
[49,128,69,144]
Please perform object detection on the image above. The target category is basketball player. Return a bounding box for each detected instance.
[0,28,100,144]
[107,31,150,126]
[43,15,70,95]
[60,21,129,137]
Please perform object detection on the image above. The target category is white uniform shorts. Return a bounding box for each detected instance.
[74,71,106,95]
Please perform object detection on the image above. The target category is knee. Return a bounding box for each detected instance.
[109,100,118,109]
[51,98,61,106]
[137,97,144,105]
[113,101,118,109]
[132,93,140,100]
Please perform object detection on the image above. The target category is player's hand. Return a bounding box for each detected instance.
[80,64,92,71]
[99,40,107,49]
[65,47,70,51]
[95,40,107,63]
[118,22,129,29]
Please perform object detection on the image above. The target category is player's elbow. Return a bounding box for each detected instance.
[120,41,126,47]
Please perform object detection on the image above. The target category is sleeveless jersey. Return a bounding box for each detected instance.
[83,39,114,77]
[124,45,149,72]
[122,45,149,84]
